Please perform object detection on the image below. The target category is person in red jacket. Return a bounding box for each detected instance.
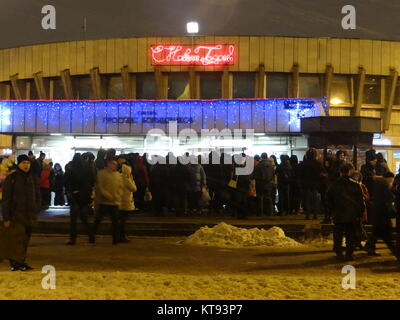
[39,162,53,210]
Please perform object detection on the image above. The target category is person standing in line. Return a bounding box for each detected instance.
[39,162,52,210]
[299,148,326,220]
[134,155,150,212]
[188,159,207,215]
[2,155,41,271]
[253,153,275,216]
[289,155,302,215]
[233,155,251,220]
[327,163,365,262]
[375,152,391,176]
[360,149,378,195]
[92,157,123,245]
[118,158,137,243]
[53,163,65,206]
[276,155,292,216]
[64,154,95,245]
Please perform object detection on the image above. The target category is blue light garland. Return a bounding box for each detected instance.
[0,99,326,134]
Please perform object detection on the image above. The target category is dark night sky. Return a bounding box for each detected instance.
[1,0,399,48]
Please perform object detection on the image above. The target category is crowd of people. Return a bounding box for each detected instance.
[1,146,400,270]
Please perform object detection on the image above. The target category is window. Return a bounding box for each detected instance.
[363,76,381,105]
[51,78,64,100]
[266,73,289,98]
[168,73,190,99]
[107,75,124,99]
[233,72,256,98]
[136,73,156,99]
[0,82,12,99]
[299,75,323,98]
[200,72,222,99]
[74,76,94,100]
[27,80,39,100]
[330,75,352,105]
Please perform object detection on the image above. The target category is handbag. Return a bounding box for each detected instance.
[248,179,257,197]
[144,188,152,202]
[199,186,211,208]
[228,173,239,189]
[0,223,28,262]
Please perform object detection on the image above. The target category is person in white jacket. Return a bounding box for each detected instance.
[118,160,137,243]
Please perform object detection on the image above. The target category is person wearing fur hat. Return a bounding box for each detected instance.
[1,154,41,271]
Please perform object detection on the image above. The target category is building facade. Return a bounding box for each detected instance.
[0,36,399,169]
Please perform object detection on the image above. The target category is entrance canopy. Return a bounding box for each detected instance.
[0,99,325,135]
[300,116,382,149]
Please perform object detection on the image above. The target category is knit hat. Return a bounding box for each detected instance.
[365,149,377,162]
[17,154,30,164]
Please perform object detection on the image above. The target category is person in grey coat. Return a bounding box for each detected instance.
[2,155,41,271]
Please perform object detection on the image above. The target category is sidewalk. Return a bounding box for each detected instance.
[34,206,335,239]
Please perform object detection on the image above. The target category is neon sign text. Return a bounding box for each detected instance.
[151,44,236,66]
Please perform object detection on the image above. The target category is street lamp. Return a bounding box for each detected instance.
[186,21,199,34]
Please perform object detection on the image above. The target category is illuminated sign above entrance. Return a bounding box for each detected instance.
[151,44,236,66]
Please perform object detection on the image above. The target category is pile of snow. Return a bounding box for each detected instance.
[184,222,303,248]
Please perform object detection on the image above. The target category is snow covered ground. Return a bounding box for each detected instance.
[0,231,399,300]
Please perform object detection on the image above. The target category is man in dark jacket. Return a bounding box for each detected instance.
[64,153,95,245]
[299,148,326,220]
[253,152,275,216]
[2,154,41,271]
[365,172,399,260]
[327,163,365,262]
[360,149,377,195]
[277,155,292,216]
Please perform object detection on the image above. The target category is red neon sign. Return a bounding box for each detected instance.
[151,44,236,66]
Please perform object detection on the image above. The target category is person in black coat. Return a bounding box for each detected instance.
[365,172,399,260]
[232,156,251,219]
[276,155,292,216]
[360,149,377,195]
[53,163,65,206]
[253,152,275,216]
[149,156,170,216]
[64,153,95,245]
[169,160,191,216]
[299,148,326,220]
[289,155,301,215]
[327,163,365,261]
[2,155,41,271]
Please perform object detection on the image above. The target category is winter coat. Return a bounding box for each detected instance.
[189,164,206,192]
[327,176,365,224]
[253,159,274,191]
[119,164,137,211]
[54,171,64,192]
[369,177,396,225]
[64,162,95,206]
[135,156,149,188]
[169,163,191,193]
[375,161,390,176]
[149,163,169,194]
[2,168,41,227]
[360,163,376,195]
[276,162,292,186]
[299,159,325,190]
[95,167,123,206]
